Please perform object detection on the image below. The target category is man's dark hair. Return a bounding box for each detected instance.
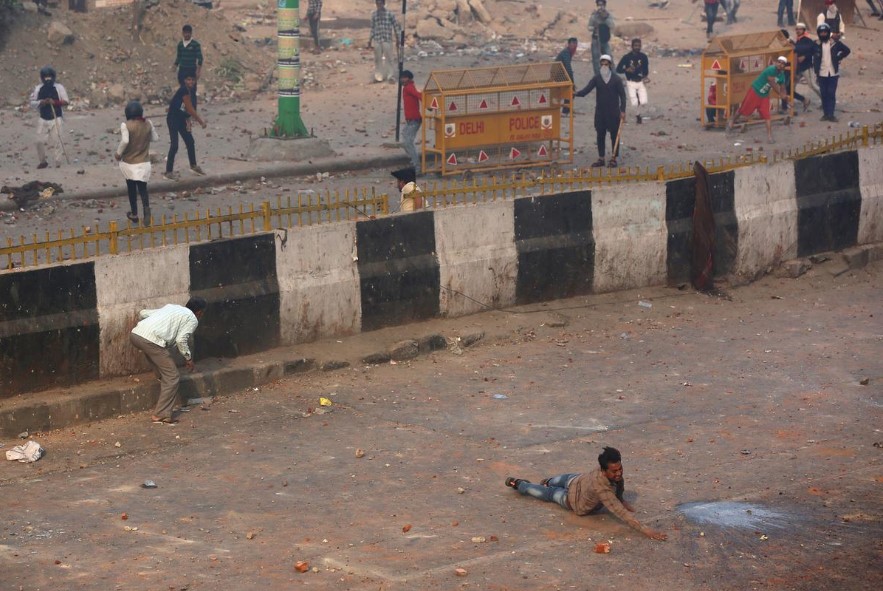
[632,37,641,45]
[183,24,193,33]
[598,446,622,469]
[567,37,578,44]
[186,296,207,313]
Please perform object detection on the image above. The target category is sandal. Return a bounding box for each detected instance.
[607,158,618,168]
[505,476,530,489]
[590,158,605,168]
[151,416,177,424]
[126,212,139,224]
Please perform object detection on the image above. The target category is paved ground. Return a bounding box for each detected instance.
[1,259,881,590]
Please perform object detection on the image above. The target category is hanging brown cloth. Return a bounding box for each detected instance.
[691,161,715,292]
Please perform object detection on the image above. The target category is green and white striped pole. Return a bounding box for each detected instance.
[272,0,309,138]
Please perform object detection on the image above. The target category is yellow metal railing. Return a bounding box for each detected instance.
[2,189,389,270]
[420,122,882,207]
[2,123,880,270]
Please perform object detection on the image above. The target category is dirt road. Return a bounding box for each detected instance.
[1,259,880,590]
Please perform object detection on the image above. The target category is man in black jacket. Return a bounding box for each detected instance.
[575,54,626,168]
[616,38,650,124]
[813,23,850,122]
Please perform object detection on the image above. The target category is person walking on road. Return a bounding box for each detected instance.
[29,66,69,169]
[165,75,207,181]
[695,0,721,39]
[616,38,650,124]
[588,0,615,77]
[368,0,401,83]
[399,70,423,175]
[174,24,203,107]
[115,101,159,227]
[727,56,788,143]
[777,0,796,27]
[306,0,323,53]
[130,297,207,424]
[505,446,668,541]
[575,54,626,168]
[813,22,850,122]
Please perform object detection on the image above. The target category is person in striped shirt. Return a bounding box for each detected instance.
[368,0,401,83]
[174,24,203,106]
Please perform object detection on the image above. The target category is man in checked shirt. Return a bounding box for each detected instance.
[368,0,401,83]
[506,446,668,540]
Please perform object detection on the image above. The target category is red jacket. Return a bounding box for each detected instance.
[402,80,422,121]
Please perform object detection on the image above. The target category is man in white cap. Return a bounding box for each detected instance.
[727,56,788,143]
[575,54,626,168]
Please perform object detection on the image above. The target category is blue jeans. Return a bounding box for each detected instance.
[819,75,839,118]
[400,119,422,172]
[516,473,580,510]
[777,0,795,26]
[705,2,719,35]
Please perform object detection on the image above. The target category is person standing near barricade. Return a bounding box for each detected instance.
[115,101,159,227]
[555,38,578,115]
[174,24,203,107]
[29,66,69,169]
[726,56,788,143]
[575,54,626,168]
[616,38,650,125]
[813,23,850,122]
[588,0,615,77]
[399,70,423,175]
[793,23,819,102]
[368,0,401,84]
[306,0,323,54]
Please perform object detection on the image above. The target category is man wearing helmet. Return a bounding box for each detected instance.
[28,66,69,169]
[813,22,850,123]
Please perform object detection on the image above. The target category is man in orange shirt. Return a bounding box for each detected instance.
[399,70,423,175]
[506,446,668,540]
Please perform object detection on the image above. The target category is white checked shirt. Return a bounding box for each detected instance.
[131,304,199,360]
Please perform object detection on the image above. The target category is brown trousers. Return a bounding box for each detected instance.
[130,333,180,419]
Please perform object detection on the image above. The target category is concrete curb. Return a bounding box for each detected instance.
[0,330,476,437]
[0,153,411,212]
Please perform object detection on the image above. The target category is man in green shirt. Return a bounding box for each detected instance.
[726,56,788,143]
[174,24,204,106]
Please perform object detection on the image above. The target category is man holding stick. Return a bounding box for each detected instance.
[575,54,626,168]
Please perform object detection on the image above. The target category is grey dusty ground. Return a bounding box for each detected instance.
[1,258,880,590]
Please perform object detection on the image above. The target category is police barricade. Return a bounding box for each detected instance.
[421,63,574,176]
[700,31,794,129]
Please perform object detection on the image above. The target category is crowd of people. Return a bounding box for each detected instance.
[26,1,870,217]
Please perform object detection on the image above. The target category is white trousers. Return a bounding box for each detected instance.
[36,117,64,165]
[626,81,648,111]
[374,42,396,82]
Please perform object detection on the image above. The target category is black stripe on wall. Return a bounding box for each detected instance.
[0,263,99,396]
[189,234,280,359]
[357,211,440,332]
[665,171,738,285]
[795,151,861,257]
[514,191,594,304]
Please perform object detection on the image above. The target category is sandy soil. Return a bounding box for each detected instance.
[1,0,882,244]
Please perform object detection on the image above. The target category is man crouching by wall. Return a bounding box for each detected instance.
[130,297,207,424]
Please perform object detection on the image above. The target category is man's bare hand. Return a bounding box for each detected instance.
[644,528,667,541]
